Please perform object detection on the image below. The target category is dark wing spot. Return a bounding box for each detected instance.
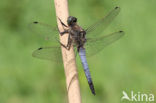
[38,47,42,50]
[33,21,38,24]
[115,6,119,9]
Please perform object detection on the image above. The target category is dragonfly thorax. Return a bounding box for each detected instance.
[70,29,86,47]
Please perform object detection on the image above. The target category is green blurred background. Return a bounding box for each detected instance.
[0,0,156,103]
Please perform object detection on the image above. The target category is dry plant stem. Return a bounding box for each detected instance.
[54,0,82,103]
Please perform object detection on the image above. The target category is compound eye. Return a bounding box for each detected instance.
[73,18,77,22]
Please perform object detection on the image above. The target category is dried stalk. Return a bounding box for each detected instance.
[54,0,82,103]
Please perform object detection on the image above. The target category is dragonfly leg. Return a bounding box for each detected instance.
[58,17,68,27]
[66,38,72,50]
[58,29,69,36]
[59,40,71,50]
[58,34,72,50]
[65,34,72,50]
[59,42,68,49]
[57,17,69,36]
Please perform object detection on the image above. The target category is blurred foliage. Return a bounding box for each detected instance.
[0,0,156,103]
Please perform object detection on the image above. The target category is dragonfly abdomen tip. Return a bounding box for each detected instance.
[88,82,96,95]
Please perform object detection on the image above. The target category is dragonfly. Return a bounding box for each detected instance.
[30,7,125,95]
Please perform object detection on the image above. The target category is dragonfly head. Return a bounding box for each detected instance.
[67,16,77,26]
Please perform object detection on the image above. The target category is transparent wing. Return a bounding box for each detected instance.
[85,7,120,38]
[32,46,62,63]
[29,21,59,41]
[85,31,125,57]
